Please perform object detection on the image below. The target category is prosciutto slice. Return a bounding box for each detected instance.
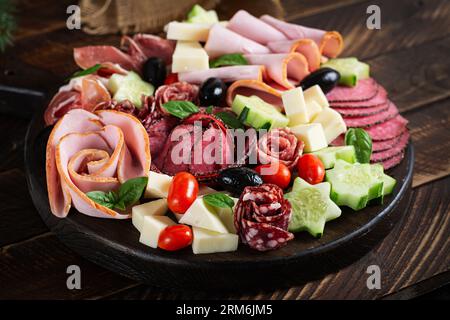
[74,46,137,71]
[260,15,343,58]
[244,53,309,88]
[178,65,265,84]
[267,39,321,72]
[227,10,287,45]
[226,79,283,108]
[46,109,151,218]
[204,24,270,58]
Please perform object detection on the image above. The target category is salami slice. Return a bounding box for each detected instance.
[330,86,387,108]
[372,129,407,152]
[153,82,199,114]
[343,101,398,128]
[333,101,389,117]
[326,78,378,102]
[234,184,293,251]
[381,151,405,170]
[371,131,409,162]
[366,115,408,141]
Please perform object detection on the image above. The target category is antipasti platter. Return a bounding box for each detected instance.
[25,6,413,289]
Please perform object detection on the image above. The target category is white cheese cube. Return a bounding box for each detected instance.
[192,227,239,254]
[172,41,209,73]
[174,213,184,222]
[212,197,238,234]
[281,87,310,126]
[132,199,168,232]
[312,108,347,144]
[290,123,328,152]
[166,22,211,42]
[179,197,229,234]
[304,85,329,109]
[139,215,176,248]
[305,100,323,121]
[144,171,173,199]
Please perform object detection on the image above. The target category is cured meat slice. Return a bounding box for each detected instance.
[153,82,199,112]
[227,10,287,45]
[381,151,405,170]
[234,184,293,251]
[204,24,270,58]
[244,53,309,88]
[326,78,378,102]
[74,46,137,71]
[332,102,390,117]
[132,33,175,65]
[365,115,409,141]
[178,65,265,84]
[260,15,343,58]
[226,79,283,108]
[371,131,409,162]
[343,101,398,128]
[330,86,388,108]
[267,39,321,71]
[372,129,408,152]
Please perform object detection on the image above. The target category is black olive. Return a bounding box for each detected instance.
[216,167,263,196]
[199,77,227,106]
[300,67,340,94]
[142,57,166,88]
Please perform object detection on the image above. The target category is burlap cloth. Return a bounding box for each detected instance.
[80,0,284,35]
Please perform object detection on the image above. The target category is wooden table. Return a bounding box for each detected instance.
[0,0,449,300]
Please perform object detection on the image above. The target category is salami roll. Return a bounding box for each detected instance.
[153,82,199,115]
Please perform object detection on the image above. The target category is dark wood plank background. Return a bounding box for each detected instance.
[0,0,449,299]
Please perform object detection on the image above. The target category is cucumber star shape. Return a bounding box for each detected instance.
[284,178,341,238]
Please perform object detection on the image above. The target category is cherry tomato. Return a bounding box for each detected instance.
[164,73,178,85]
[158,225,193,251]
[167,172,199,214]
[297,154,325,185]
[255,162,291,189]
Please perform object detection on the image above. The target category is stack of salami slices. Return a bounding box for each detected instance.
[328,78,410,170]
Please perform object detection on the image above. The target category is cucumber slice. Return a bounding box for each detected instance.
[322,57,370,87]
[186,4,219,24]
[285,178,341,237]
[370,163,397,195]
[231,94,289,129]
[325,160,383,211]
[108,71,154,108]
[311,145,356,169]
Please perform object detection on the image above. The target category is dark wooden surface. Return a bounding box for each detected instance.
[0,0,449,299]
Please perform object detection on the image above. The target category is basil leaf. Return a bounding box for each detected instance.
[345,128,372,163]
[71,64,102,79]
[215,112,244,129]
[203,193,235,210]
[206,105,213,114]
[86,191,116,209]
[237,106,249,124]
[162,100,199,119]
[118,176,148,208]
[209,53,248,68]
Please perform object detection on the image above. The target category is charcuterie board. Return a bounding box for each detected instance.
[25,104,413,290]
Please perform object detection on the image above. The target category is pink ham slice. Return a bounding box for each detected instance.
[74,46,137,71]
[343,101,398,128]
[46,109,150,218]
[227,10,287,45]
[267,39,321,72]
[178,65,265,84]
[226,79,283,108]
[244,53,309,88]
[204,24,270,58]
[260,15,344,58]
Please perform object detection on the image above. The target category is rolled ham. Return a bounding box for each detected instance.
[244,52,309,88]
[226,79,283,108]
[267,39,321,72]
[178,65,265,84]
[204,24,270,58]
[260,15,344,58]
[227,10,287,45]
[46,109,151,219]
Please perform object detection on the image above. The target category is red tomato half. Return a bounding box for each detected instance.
[164,73,178,85]
[167,172,199,214]
[296,154,325,185]
[158,225,193,251]
[255,162,291,189]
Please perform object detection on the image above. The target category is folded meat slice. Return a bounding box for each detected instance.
[178,65,265,84]
[267,39,321,71]
[132,33,175,65]
[244,53,309,88]
[260,15,344,58]
[226,79,283,108]
[74,46,137,71]
[204,24,270,58]
[227,10,287,45]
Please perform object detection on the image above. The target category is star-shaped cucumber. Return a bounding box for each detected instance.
[284,178,341,238]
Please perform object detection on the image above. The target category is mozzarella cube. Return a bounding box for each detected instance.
[132,199,168,232]
[144,171,172,199]
[166,22,211,42]
[312,108,347,144]
[290,123,328,152]
[282,87,310,126]
[192,227,239,254]
[304,85,329,109]
[306,100,323,121]
[139,216,176,248]
[179,197,229,234]
[213,197,238,234]
[172,41,209,73]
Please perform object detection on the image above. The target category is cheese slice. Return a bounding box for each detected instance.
[312,108,347,144]
[144,171,172,199]
[132,199,168,232]
[179,197,229,234]
[304,85,329,109]
[139,215,176,248]
[282,87,310,127]
[192,227,239,254]
[166,22,211,42]
[290,123,328,152]
[172,41,209,73]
